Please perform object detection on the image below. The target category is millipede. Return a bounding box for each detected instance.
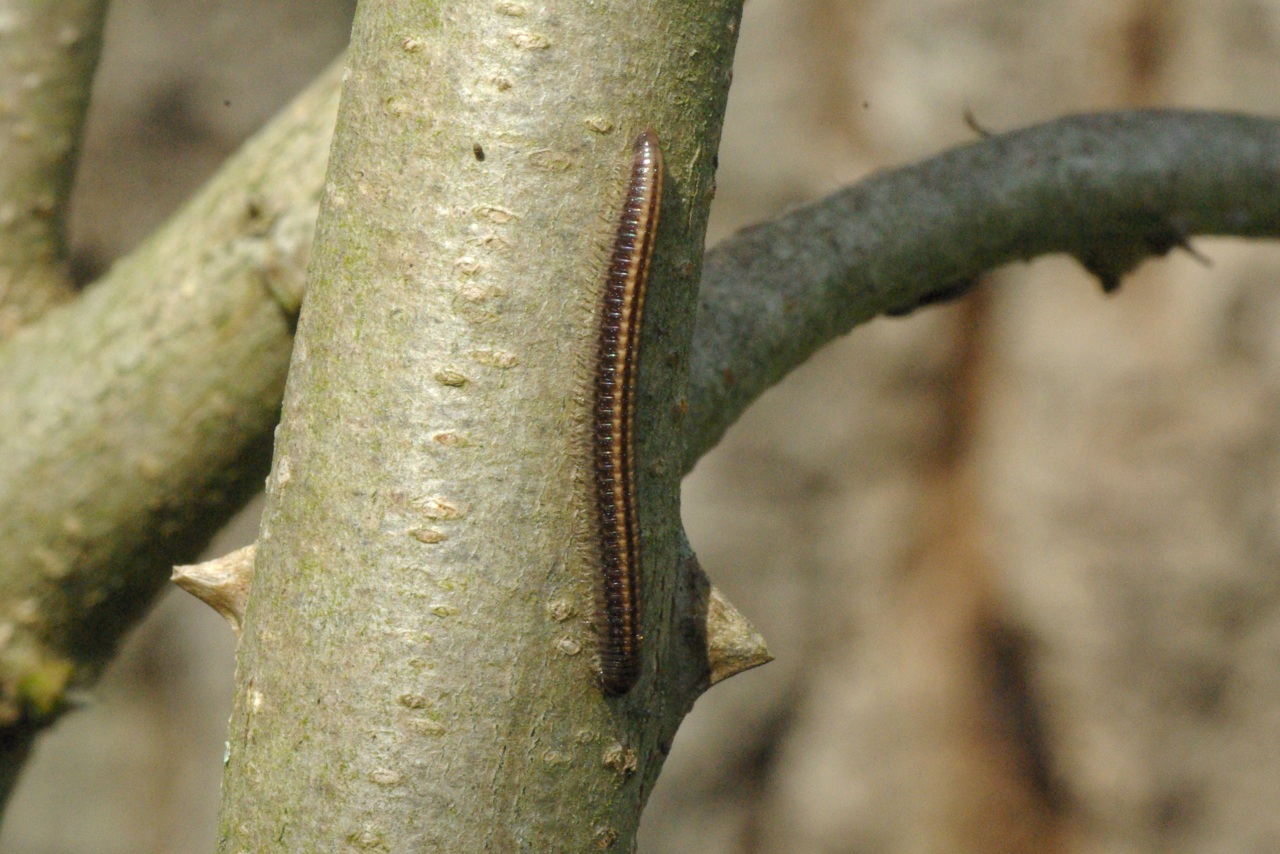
[593,129,663,697]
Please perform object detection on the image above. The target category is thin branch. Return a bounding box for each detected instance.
[684,110,1280,471]
[0,0,109,333]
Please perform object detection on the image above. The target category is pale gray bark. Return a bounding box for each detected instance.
[215,1,739,850]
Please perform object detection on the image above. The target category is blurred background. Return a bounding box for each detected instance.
[5,1,1280,851]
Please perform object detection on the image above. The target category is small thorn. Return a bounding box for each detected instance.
[172,543,256,636]
[705,585,772,686]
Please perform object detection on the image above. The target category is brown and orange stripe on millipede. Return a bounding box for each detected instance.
[592,129,662,697]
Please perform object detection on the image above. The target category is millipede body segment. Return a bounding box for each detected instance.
[593,129,663,697]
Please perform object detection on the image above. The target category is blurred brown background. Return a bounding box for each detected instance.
[5,1,1280,852]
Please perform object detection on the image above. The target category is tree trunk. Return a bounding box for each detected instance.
[215,1,741,848]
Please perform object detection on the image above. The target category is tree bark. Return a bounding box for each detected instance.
[215,1,740,849]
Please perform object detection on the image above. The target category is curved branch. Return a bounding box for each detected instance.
[684,110,1280,471]
[0,0,110,332]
